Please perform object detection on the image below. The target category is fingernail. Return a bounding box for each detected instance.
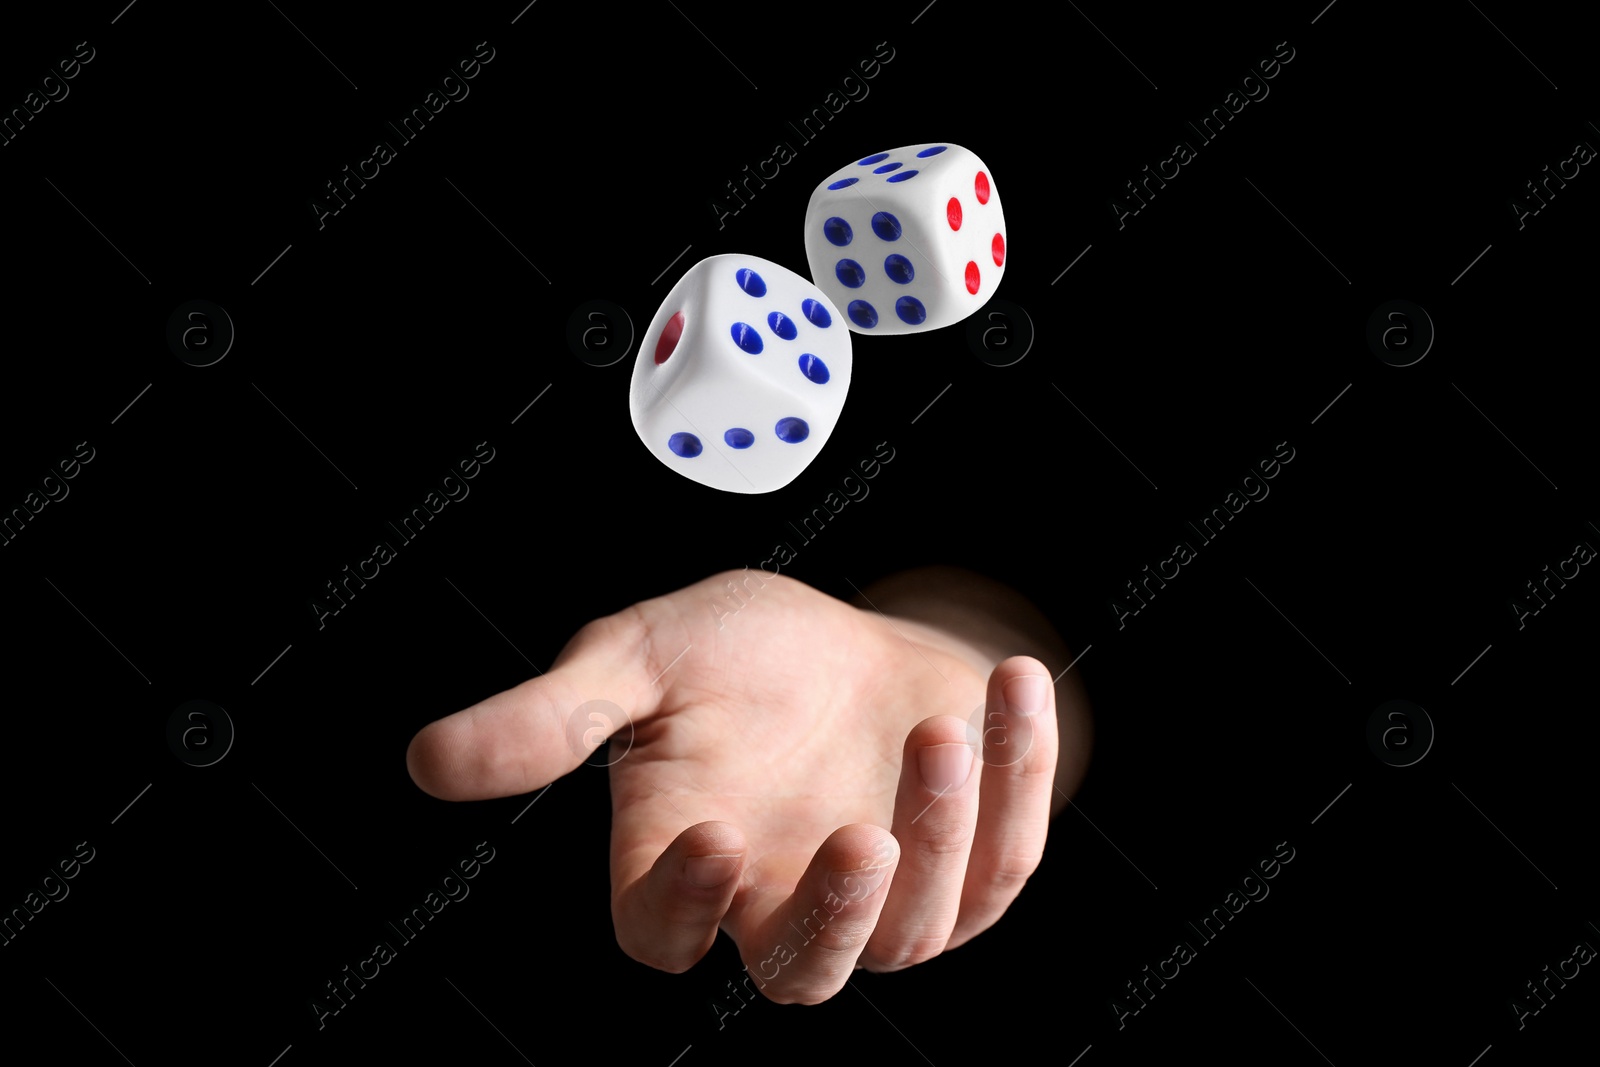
[827,848,896,902]
[919,742,974,793]
[1003,674,1050,718]
[685,854,741,888]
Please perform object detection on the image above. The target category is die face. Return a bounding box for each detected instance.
[630,254,852,494]
[804,143,1006,335]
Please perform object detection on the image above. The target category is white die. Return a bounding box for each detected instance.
[629,254,853,494]
[803,143,1007,335]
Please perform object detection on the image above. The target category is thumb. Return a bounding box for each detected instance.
[407,608,666,801]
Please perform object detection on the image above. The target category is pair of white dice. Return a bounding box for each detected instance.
[630,142,1007,494]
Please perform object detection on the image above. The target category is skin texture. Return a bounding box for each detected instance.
[407,566,1091,1004]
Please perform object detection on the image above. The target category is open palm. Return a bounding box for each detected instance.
[406,569,1063,1004]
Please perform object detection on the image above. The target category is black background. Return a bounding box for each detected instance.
[1,2,1595,1064]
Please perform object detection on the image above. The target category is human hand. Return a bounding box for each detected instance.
[406,568,1083,1003]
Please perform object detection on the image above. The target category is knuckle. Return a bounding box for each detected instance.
[739,954,847,1005]
[571,608,640,652]
[911,818,974,862]
[988,849,1043,893]
[1017,749,1059,778]
[863,932,948,972]
[806,919,868,956]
